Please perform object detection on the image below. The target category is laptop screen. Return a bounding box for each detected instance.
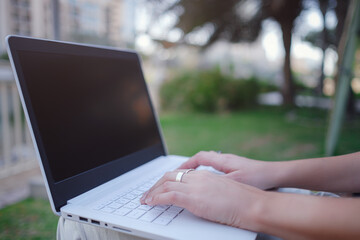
[16,49,162,183]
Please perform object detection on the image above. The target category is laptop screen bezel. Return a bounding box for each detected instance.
[6,35,167,214]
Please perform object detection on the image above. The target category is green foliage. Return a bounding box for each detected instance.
[0,52,9,60]
[160,68,260,112]
[257,80,279,93]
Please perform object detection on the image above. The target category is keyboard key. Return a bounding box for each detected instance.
[143,183,153,189]
[137,204,153,211]
[102,200,113,206]
[93,203,106,210]
[123,193,137,200]
[161,211,178,219]
[131,190,143,195]
[113,207,132,216]
[126,209,147,219]
[110,194,123,201]
[101,206,116,213]
[167,206,183,214]
[133,195,142,202]
[154,205,170,211]
[153,216,173,225]
[140,209,163,222]
[108,202,122,209]
[138,186,149,192]
[123,202,140,209]
[115,198,130,205]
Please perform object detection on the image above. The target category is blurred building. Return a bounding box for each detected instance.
[0,0,136,54]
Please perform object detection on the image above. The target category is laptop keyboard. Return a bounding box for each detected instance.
[93,176,184,225]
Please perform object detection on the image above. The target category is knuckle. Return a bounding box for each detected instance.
[163,181,172,191]
[197,151,207,157]
[222,154,232,162]
[225,153,235,159]
[198,170,210,176]
[168,191,179,202]
[164,171,172,178]
[198,170,212,179]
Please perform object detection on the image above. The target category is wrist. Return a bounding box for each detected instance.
[233,187,271,232]
[243,189,272,232]
[264,161,293,189]
[247,191,282,234]
[256,161,287,190]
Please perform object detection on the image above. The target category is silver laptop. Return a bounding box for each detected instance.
[6,35,257,240]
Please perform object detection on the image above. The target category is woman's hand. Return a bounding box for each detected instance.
[140,170,265,230]
[179,151,279,190]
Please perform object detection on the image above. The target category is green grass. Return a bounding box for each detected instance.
[1,106,359,239]
[161,107,360,160]
[0,198,59,240]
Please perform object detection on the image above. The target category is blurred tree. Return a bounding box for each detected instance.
[267,0,302,106]
[303,0,349,96]
[152,0,302,106]
[152,0,349,106]
[304,0,336,95]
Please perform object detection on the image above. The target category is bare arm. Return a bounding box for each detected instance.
[271,151,360,192]
[179,151,360,193]
[141,170,360,240]
[253,192,360,240]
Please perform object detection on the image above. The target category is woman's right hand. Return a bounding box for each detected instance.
[178,151,279,190]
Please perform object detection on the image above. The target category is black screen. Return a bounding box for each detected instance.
[17,50,162,182]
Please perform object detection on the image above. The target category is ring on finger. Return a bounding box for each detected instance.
[175,169,195,182]
[184,169,195,174]
[175,171,185,182]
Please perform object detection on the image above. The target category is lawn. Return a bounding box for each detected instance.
[161,107,360,160]
[0,198,59,240]
[0,106,359,239]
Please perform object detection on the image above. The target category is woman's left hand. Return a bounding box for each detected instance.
[140,170,264,230]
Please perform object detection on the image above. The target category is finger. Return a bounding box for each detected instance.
[140,171,181,203]
[146,191,191,208]
[178,151,227,172]
[178,151,217,169]
[225,172,237,180]
[141,170,197,204]
[144,181,188,205]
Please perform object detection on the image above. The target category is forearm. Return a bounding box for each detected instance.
[250,192,360,240]
[269,152,360,192]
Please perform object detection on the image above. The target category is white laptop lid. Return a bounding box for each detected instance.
[6,35,167,214]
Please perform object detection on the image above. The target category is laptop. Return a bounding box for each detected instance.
[6,35,257,240]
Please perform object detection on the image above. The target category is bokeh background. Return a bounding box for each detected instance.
[0,0,359,239]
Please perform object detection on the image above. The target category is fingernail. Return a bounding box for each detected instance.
[140,191,148,201]
[145,196,152,205]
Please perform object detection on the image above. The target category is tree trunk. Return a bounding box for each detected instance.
[280,21,295,106]
[268,0,302,107]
